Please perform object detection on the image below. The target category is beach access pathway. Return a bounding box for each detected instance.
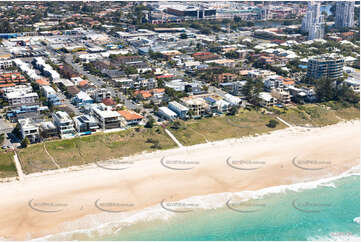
[164,128,183,147]
[13,151,24,181]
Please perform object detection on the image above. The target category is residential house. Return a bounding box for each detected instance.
[158,107,177,120]
[118,110,144,126]
[259,92,276,107]
[90,103,121,130]
[52,111,76,138]
[18,118,40,143]
[168,101,189,119]
[73,115,99,133]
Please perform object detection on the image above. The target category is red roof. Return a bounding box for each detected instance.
[102,98,116,106]
[118,110,144,121]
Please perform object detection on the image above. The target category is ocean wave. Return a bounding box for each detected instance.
[353,217,360,224]
[308,233,360,241]
[31,165,360,241]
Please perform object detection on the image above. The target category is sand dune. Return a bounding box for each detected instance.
[0,120,359,240]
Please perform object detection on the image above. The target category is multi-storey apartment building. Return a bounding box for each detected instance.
[336,1,355,29]
[307,54,344,81]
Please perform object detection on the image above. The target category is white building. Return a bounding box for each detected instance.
[4,87,38,107]
[18,118,40,143]
[168,101,189,119]
[158,106,177,120]
[0,60,13,69]
[301,2,325,40]
[52,111,76,138]
[90,103,121,129]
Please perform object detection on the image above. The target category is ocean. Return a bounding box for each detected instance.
[39,169,360,241]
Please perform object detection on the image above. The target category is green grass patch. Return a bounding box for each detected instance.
[0,151,17,178]
[168,110,287,146]
[18,127,176,172]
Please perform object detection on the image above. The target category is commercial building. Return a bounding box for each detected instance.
[307,54,344,80]
[166,5,216,20]
[336,1,355,29]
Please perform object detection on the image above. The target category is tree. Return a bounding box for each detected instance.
[21,137,30,148]
[242,79,264,106]
[145,116,155,128]
[228,106,239,116]
[267,119,279,128]
[314,78,337,102]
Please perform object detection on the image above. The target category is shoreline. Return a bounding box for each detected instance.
[0,120,359,240]
[32,165,360,241]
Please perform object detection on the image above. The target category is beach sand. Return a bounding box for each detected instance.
[0,120,359,240]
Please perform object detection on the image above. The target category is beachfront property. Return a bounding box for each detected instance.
[18,118,40,143]
[73,114,99,133]
[259,92,276,107]
[271,88,292,105]
[90,103,121,129]
[39,121,58,139]
[158,106,177,120]
[306,54,345,81]
[181,96,210,118]
[52,111,76,138]
[168,101,189,119]
[117,110,144,126]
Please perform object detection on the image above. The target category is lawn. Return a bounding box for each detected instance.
[0,151,17,178]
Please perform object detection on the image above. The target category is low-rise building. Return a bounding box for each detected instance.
[271,88,291,104]
[39,121,58,139]
[168,101,189,119]
[5,91,39,107]
[73,115,99,133]
[90,103,121,129]
[158,106,177,120]
[181,96,210,118]
[259,92,276,107]
[52,111,76,138]
[117,110,144,126]
[18,118,40,143]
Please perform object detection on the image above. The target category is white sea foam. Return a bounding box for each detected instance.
[308,233,360,241]
[353,217,360,224]
[28,165,360,241]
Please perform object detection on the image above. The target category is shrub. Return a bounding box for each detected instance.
[267,119,279,128]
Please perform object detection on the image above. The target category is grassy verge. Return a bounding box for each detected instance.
[278,103,360,127]
[4,102,360,176]
[167,110,287,146]
[18,127,176,173]
[0,151,17,178]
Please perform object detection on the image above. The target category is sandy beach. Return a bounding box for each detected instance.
[0,120,359,241]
